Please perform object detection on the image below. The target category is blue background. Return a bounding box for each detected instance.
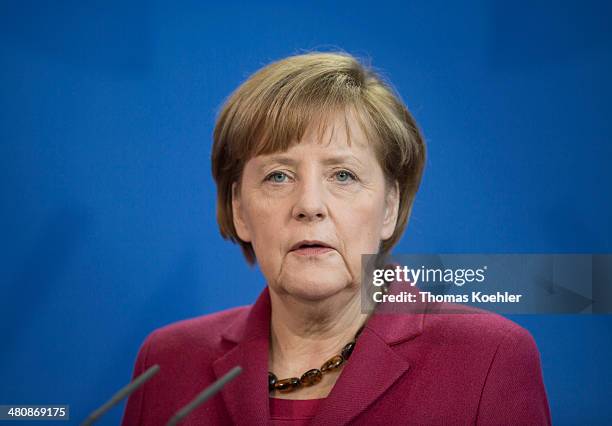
[1,1,611,424]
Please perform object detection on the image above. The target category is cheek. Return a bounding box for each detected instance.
[335,195,387,253]
[242,194,288,261]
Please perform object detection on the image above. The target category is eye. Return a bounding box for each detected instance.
[265,171,290,183]
[334,170,357,183]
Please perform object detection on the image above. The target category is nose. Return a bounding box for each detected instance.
[292,175,327,222]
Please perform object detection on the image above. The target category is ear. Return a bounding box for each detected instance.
[380,180,400,241]
[231,182,252,242]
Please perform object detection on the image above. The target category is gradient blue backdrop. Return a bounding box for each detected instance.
[1,1,611,424]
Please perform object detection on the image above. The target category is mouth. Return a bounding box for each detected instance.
[289,240,335,256]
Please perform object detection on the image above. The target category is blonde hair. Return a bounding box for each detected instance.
[212,51,426,265]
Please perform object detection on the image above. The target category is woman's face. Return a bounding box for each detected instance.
[232,112,399,302]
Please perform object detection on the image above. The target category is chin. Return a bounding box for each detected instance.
[278,267,352,302]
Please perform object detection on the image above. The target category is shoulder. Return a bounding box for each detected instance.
[410,306,549,422]
[138,305,251,362]
[155,304,250,341]
[426,310,553,424]
[420,304,537,351]
[122,305,254,425]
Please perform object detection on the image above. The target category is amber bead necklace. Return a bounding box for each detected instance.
[268,325,365,394]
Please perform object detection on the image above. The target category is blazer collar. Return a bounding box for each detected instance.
[219,283,425,346]
[214,283,424,425]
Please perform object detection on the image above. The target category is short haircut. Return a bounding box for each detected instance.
[212,51,426,265]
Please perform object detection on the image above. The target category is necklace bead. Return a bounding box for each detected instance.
[320,355,344,373]
[268,372,277,391]
[300,369,323,386]
[276,377,301,393]
[341,341,356,360]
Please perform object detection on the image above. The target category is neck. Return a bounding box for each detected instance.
[268,287,370,378]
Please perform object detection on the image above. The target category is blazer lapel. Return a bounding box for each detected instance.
[212,287,272,425]
[310,328,411,426]
[311,281,425,426]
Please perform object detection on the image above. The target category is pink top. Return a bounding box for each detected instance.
[269,397,326,425]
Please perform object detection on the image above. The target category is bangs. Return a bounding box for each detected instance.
[251,100,377,157]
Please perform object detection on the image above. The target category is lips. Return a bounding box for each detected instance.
[289,240,333,251]
[289,240,335,256]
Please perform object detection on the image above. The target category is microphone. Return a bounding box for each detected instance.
[165,365,242,426]
[81,364,160,426]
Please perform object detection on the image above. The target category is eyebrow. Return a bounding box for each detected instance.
[259,156,298,167]
[259,154,365,168]
[321,155,364,167]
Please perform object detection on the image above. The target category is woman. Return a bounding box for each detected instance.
[122,52,551,425]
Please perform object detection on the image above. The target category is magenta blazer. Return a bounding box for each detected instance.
[121,285,551,425]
